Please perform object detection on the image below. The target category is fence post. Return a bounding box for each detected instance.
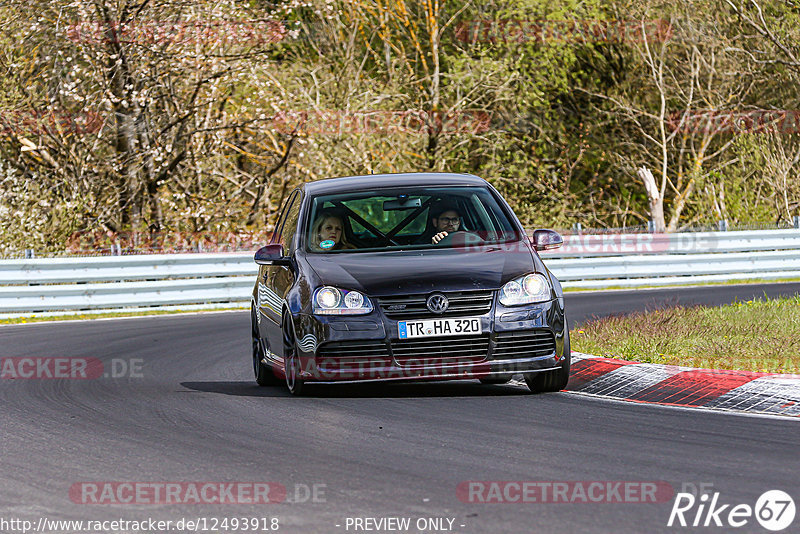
[717,219,729,232]
[24,249,35,259]
[648,219,656,233]
[572,222,583,236]
[794,215,799,229]
[111,244,121,256]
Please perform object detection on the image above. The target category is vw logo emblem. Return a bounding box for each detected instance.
[426,293,449,314]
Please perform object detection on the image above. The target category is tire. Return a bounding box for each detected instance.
[479,377,512,385]
[252,307,280,386]
[282,313,305,396]
[524,330,571,393]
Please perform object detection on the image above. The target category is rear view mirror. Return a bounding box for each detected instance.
[254,244,292,266]
[531,229,563,251]
[383,197,422,210]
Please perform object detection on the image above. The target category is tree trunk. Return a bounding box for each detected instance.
[147,179,163,232]
[638,166,666,232]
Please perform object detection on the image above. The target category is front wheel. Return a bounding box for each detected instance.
[479,377,512,385]
[282,313,305,396]
[524,360,570,393]
[524,330,571,393]
[252,307,280,386]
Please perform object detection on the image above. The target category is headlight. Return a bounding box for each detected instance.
[313,286,373,315]
[499,273,551,306]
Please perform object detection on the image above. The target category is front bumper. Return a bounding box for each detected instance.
[291,298,567,383]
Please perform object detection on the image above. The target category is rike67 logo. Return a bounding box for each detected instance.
[668,489,795,531]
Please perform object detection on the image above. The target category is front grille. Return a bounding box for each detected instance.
[493,330,556,359]
[316,340,392,369]
[378,290,494,319]
[391,334,489,367]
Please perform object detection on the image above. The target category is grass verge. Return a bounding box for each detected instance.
[572,296,800,373]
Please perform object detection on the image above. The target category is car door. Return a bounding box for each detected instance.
[259,190,303,356]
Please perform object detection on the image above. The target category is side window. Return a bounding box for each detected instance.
[271,191,298,245]
[279,192,303,252]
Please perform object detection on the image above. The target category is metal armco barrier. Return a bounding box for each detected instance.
[540,229,800,257]
[541,229,800,288]
[1,229,799,316]
[0,253,255,317]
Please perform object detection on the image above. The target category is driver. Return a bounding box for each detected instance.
[428,204,462,244]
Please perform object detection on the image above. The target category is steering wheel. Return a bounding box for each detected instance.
[436,231,486,247]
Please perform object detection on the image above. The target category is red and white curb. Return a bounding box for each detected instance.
[564,352,800,418]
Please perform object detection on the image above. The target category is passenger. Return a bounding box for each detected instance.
[310,212,356,251]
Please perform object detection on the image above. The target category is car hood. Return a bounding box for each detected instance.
[302,245,541,296]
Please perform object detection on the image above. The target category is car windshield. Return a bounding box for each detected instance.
[305,186,522,253]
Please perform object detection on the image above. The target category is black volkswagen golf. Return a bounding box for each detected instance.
[251,173,569,395]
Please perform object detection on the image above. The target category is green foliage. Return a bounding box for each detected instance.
[1,0,800,254]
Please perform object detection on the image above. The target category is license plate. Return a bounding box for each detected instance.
[398,317,482,339]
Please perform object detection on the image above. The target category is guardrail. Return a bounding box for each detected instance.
[540,229,800,257]
[0,253,255,317]
[539,228,800,288]
[1,229,799,317]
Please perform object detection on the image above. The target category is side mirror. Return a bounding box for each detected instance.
[254,244,292,266]
[531,229,563,251]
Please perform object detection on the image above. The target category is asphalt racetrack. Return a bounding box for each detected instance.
[2,283,800,534]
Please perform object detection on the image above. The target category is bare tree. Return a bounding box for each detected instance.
[578,2,762,231]
[0,0,300,242]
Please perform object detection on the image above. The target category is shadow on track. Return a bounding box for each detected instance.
[179,380,530,398]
